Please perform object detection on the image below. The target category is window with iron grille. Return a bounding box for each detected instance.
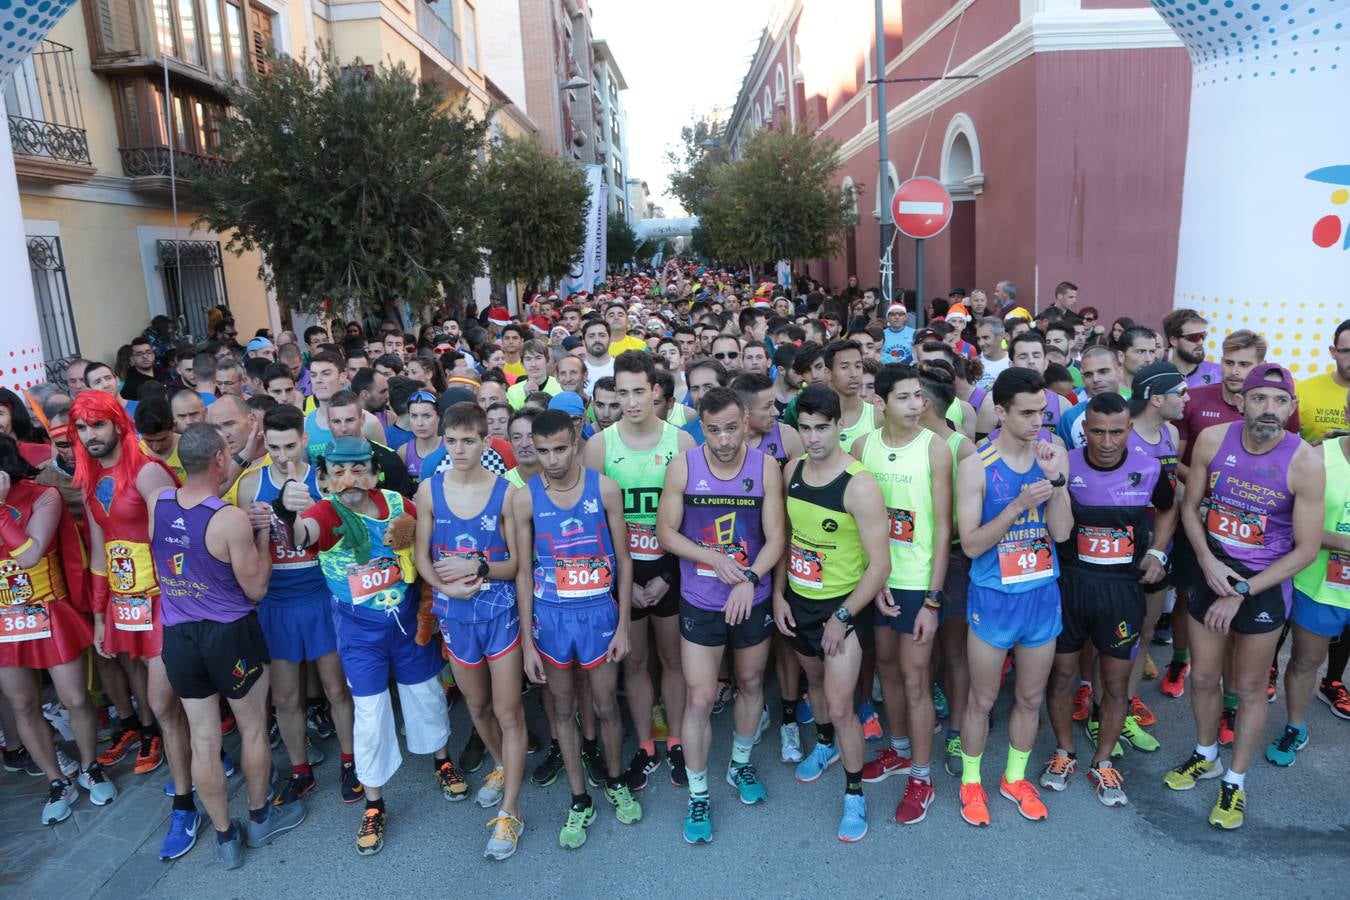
[157,239,229,342]
[27,235,82,386]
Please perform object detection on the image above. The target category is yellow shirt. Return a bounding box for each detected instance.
[608,335,647,357]
[140,441,186,485]
[503,361,526,380]
[223,457,271,506]
[1297,372,1350,442]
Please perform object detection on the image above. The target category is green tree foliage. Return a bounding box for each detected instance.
[665,116,724,216]
[606,212,638,269]
[481,136,590,291]
[194,50,489,319]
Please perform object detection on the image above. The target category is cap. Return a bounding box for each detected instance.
[487,307,511,324]
[1128,361,1186,414]
[547,392,586,416]
[946,304,970,323]
[325,436,373,463]
[1241,362,1296,397]
[561,336,583,351]
[446,373,480,391]
[437,387,478,413]
[245,337,275,354]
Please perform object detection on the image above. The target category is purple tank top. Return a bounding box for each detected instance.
[1203,426,1300,573]
[1129,425,1179,491]
[1185,360,1222,390]
[152,490,254,627]
[756,421,788,465]
[679,447,771,611]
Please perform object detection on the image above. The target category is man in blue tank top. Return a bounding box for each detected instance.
[955,368,1073,827]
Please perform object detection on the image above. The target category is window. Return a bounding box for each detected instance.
[157,240,229,342]
[461,1,479,71]
[85,0,142,59]
[114,76,230,173]
[176,0,201,65]
[248,4,275,75]
[26,236,82,382]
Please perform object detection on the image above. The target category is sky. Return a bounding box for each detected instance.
[590,0,781,216]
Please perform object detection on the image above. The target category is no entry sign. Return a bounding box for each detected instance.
[892,177,953,240]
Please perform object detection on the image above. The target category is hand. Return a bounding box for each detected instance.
[92,615,112,659]
[630,580,655,609]
[0,470,10,504]
[1203,595,1243,633]
[241,421,263,462]
[874,588,899,618]
[246,501,274,532]
[1138,555,1165,586]
[1035,440,1067,479]
[280,461,313,512]
[912,606,938,645]
[432,555,479,582]
[723,582,754,626]
[645,576,670,606]
[706,550,749,586]
[522,643,547,684]
[772,593,796,637]
[606,625,630,663]
[821,616,848,657]
[1015,479,1054,514]
[441,574,482,599]
[1198,553,1243,600]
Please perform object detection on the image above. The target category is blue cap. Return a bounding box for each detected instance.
[245,337,275,354]
[547,392,586,417]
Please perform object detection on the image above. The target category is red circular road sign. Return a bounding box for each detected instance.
[891,176,953,240]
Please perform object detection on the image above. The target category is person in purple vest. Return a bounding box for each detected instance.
[151,423,304,870]
[1165,363,1324,830]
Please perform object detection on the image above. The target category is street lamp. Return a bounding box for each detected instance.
[559,77,589,92]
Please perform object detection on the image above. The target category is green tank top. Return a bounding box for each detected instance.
[786,458,867,600]
[838,404,877,453]
[946,431,966,540]
[1294,438,1350,610]
[504,468,526,489]
[861,429,936,590]
[947,397,964,427]
[666,404,688,427]
[602,420,681,529]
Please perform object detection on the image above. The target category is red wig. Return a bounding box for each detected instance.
[70,391,148,501]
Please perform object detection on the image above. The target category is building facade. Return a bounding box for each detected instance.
[518,0,598,163]
[591,38,628,220]
[724,0,1191,328]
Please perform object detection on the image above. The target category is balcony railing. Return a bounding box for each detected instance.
[120,145,232,181]
[4,41,93,174]
[416,0,462,68]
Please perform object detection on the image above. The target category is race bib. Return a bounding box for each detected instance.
[0,605,50,643]
[556,556,613,599]
[110,594,153,632]
[346,558,402,607]
[695,540,750,577]
[1076,525,1134,565]
[271,534,318,569]
[627,523,663,562]
[997,536,1053,585]
[788,544,824,590]
[1326,552,1350,591]
[887,508,916,548]
[1205,501,1267,550]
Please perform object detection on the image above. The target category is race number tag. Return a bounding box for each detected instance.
[997,537,1053,585]
[887,508,916,548]
[346,558,402,607]
[1205,501,1267,550]
[1326,552,1350,591]
[110,594,153,632]
[0,605,50,643]
[695,540,750,577]
[627,523,663,562]
[788,545,824,590]
[555,556,613,599]
[1076,525,1134,565]
[271,531,318,569]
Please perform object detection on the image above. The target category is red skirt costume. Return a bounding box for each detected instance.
[0,481,92,668]
[89,469,164,658]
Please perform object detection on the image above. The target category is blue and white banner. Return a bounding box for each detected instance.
[561,164,607,299]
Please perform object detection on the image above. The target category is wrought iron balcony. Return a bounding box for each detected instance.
[4,40,94,181]
[119,144,232,191]
[416,0,463,68]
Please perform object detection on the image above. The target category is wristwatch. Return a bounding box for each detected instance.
[742,569,761,587]
[1048,474,1067,488]
[232,452,248,468]
[1146,548,1169,566]
[832,606,853,626]
[1232,580,1251,596]
[923,589,944,610]
[477,559,491,579]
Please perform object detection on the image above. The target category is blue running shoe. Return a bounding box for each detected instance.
[933,682,950,720]
[1265,724,1308,767]
[683,795,712,844]
[838,793,868,842]
[794,741,840,783]
[159,807,201,860]
[796,696,815,726]
[727,763,767,804]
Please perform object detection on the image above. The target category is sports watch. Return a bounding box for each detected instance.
[743,569,761,587]
[832,606,853,625]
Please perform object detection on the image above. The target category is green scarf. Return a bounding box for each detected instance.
[328,493,372,564]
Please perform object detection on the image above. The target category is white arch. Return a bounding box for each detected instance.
[762,86,773,123]
[873,161,899,221]
[754,104,763,129]
[775,63,786,102]
[940,112,985,198]
[840,176,860,225]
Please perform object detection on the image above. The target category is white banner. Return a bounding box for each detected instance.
[561,164,607,299]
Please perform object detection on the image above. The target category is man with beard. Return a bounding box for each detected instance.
[1163,309,1222,390]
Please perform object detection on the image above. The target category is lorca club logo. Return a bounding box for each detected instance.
[1309,166,1350,250]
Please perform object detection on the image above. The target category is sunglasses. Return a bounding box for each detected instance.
[1180,331,1207,343]
[1082,316,1097,323]
[409,390,438,404]
[713,351,740,360]
[1165,386,1189,398]
[53,440,72,450]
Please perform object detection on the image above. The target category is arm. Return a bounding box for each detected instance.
[821,472,890,657]
[772,458,798,636]
[1038,442,1073,543]
[217,506,273,602]
[511,488,544,683]
[654,454,702,564]
[0,481,61,569]
[753,457,787,580]
[927,439,953,590]
[958,401,977,439]
[780,426,804,462]
[362,411,386,445]
[1181,426,1239,598]
[413,479,457,595]
[848,432,869,463]
[676,429,696,453]
[1244,443,1325,595]
[496,485,520,582]
[600,474,633,625]
[137,463,177,523]
[975,394,996,438]
[957,453,1029,558]
[581,431,606,473]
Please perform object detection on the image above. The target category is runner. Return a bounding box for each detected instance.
[1165,363,1322,829]
[1042,393,1173,807]
[414,402,526,860]
[657,387,785,843]
[583,351,694,790]
[852,363,953,825]
[956,368,1072,827]
[824,341,880,452]
[512,410,642,849]
[730,372,803,467]
[1057,346,1123,450]
[974,333,1070,438]
[1295,319,1350,443]
[582,320,616,388]
[1163,309,1222,389]
[398,390,443,488]
[151,424,304,869]
[775,385,890,842]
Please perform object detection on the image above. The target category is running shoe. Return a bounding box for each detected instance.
[626,746,661,791]
[1119,715,1160,753]
[274,771,315,806]
[339,761,363,802]
[217,820,244,870]
[668,744,688,787]
[604,783,642,824]
[476,767,505,808]
[436,758,469,801]
[1159,661,1190,698]
[1318,679,1350,720]
[268,719,280,749]
[306,735,325,766]
[460,728,486,774]
[944,735,963,778]
[1072,684,1093,722]
[857,699,882,741]
[159,807,201,860]
[933,682,950,720]
[683,795,713,843]
[860,746,912,783]
[220,710,237,737]
[526,730,542,754]
[1142,654,1158,681]
[1039,752,1077,792]
[1265,724,1308,767]
[41,779,76,825]
[306,701,335,740]
[895,775,934,825]
[712,680,735,716]
[1000,654,1014,685]
[96,729,140,768]
[959,782,990,827]
[77,763,118,805]
[581,743,605,789]
[1088,764,1128,807]
[484,812,523,860]
[1218,708,1236,747]
[245,798,305,847]
[780,723,803,763]
[794,741,840,783]
[726,763,766,804]
[1152,612,1173,645]
[355,807,386,855]
[1084,719,1124,758]
[3,746,41,776]
[1267,664,1279,703]
[752,706,771,745]
[558,802,595,849]
[134,735,163,775]
[999,776,1048,821]
[795,695,814,725]
[651,701,669,742]
[55,747,79,779]
[532,741,564,787]
[1209,781,1245,830]
[1163,751,1223,790]
[838,793,868,842]
[1130,695,1157,727]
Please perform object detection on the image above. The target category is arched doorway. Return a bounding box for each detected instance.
[941,114,984,297]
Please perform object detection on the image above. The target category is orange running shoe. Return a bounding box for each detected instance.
[1217,708,1236,747]
[97,729,140,768]
[134,734,164,775]
[1072,684,1093,722]
[999,777,1048,821]
[1159,661,1189,698]
[959,782,990,827]
[1130,695,1157,727]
